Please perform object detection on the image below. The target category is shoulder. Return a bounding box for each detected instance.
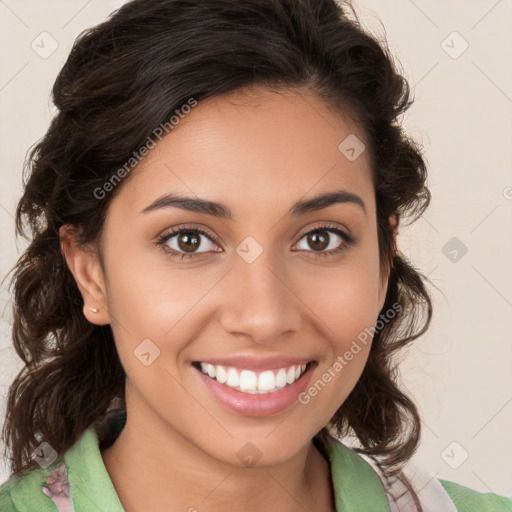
[440,479,512,512]
[0,428,94,512]
[0,480,17,511]
[0,411,126,512]
[317,432,512,512]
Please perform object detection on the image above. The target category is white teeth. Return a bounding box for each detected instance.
[197,362,309,394]
[258,370,276,391]
[226,368,240,387]
[275,368,287,389]
[207,363,216,378]
[216,365,227,384]
[239,370,258,391]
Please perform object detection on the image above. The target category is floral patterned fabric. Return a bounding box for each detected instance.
[42,462,74,512]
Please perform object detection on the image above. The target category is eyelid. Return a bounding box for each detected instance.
[296,222,353,243]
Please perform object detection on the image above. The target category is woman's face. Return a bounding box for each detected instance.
[75,86,393,466]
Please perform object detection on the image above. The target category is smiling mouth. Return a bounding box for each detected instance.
[192,361,313,394]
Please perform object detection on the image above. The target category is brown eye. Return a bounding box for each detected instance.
[306,231,330,251]
[177,231,201,252]
[294,225,354,257]
[156,227,220,259]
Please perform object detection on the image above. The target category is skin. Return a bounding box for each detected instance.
[60,85,397,512]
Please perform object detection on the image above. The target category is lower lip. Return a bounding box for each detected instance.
[195,364,315,417]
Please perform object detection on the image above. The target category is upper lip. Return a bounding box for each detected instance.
[193,356,315,371]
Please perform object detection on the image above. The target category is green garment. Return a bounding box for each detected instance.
[1,413,511,511]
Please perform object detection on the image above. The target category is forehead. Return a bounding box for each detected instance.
[112,86,374,221]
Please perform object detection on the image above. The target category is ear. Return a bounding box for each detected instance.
[377,212,399,309]
[59,224,110,325]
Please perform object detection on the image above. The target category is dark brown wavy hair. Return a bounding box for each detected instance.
[2,0,432,508]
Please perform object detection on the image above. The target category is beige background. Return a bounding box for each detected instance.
[0,0,511,497]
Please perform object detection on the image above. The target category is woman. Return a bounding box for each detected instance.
[0,0,510,510]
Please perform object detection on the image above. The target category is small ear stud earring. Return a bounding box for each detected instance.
[88,307,99,313]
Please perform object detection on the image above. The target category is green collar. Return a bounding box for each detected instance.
[7,418,390,511]
[320,434,391,511]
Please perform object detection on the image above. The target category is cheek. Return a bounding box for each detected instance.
[103,241,209,334]
[291,255,381,409]
[295,253,383,344]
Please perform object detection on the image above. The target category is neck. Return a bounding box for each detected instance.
[100,407,335,512]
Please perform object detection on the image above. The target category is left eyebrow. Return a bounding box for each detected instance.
[290,189,367,217]
[140,189,367,218]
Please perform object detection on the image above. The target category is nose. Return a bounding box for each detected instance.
[219,249,303,344]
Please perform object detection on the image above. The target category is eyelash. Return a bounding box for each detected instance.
[155,224,355,260]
